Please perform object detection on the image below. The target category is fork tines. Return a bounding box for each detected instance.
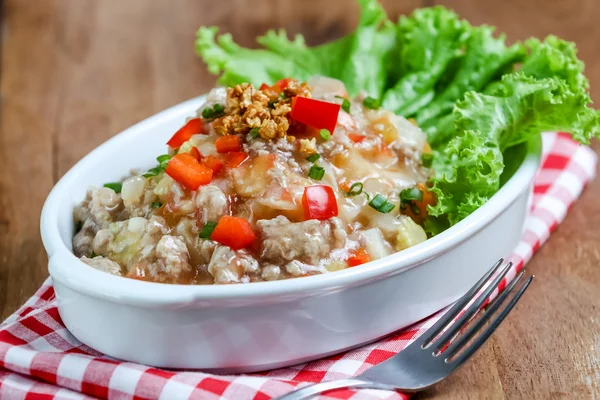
[418,259,533,364]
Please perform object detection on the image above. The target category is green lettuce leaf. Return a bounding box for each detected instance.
[425,35,599,147]
[195,27,317,87]
[427,72,599,230]
[312,0,397,97]
[195,0,396,97]
[381,7,470,115]
[415,26,526,125]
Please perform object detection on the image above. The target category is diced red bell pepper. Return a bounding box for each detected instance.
[210,216,257,250]
[291,96,340,134]
[215,135,241,153]
[167,118,203,148]
[348,133,366,143]
[189,147,202,162]
[202,155,224,175]
[346,247,372,267]
[165,153,213,191]
[302,185,338,221]
[259,78,291,93]
[276,78,292,91]
[224,151,249,168]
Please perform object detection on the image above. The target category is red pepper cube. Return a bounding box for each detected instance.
[167,118,203,148]
[189,147,203,162]
[215,135,241,153]
[346,247,372,267]
[302,185,339,221]
[202,156,224,176]
[210,216,257,250]
[291,96,341,134]
[224,152,249,168]
[165,153,213,191]
[348,133,366,143]
[276,78,292,91]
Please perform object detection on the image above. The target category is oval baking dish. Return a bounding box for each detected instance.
[41,95,541,372]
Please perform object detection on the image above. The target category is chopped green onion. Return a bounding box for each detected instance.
[410,203,421,215]
[143,166,163,178]
[157,154,171,169]
[421,153,433,168]
[344,182,363,196]
[143,155,172,178]
[306,153,320,163]
[364,192,372,201]
[151,201,162,208]
[280,93,289,100]
[157,154,171,164]
[91,251,98,258]
[308,165,325,180]
[319,129,331,141]
[363,96,381,110]
[335,95,351,113]
[400,187,423,203]
[199,221,218,239]
[248,127,260,139]
[379,202,396,213]
[202,104,225,119]
[369,194,395,213]
[103,182,122,193]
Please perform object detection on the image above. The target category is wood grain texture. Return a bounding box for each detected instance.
[1,0,598,398]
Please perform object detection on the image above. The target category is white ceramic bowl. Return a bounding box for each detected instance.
[41,96,541,372]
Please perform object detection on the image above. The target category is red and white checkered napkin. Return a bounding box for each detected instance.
[0,132,596,400]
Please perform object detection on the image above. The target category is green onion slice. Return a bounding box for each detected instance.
[400,187,423,203]
[103,182,122,193]
[306,153,320,163]
[421,153,433,168]
[410,203,421,215]
[363,96,381,110]
[248,127,260,139]
[202,104,225,119]
[143,166,162,178]
[319,129,331,141]
[308,165,325,180]
[151,201,163,208]
[335,95,351,113]
[199,221,218,239]
[368,194,395,213]
[344,182,363,196]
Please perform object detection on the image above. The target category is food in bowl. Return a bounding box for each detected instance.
[73,77,436,284]
[73,0,600,285]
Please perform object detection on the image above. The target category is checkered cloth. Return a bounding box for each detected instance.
[0,132,596,400]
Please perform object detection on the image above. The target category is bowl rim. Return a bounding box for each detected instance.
[41,95,542,306]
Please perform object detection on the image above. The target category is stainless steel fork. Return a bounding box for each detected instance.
[277,259,534,400]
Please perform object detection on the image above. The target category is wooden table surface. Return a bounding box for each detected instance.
[1,0,599,398]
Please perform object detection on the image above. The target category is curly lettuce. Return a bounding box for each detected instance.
[195,0,396,98]
[427,72,599,231]
[381,7,470,115]
[415,26,526,125]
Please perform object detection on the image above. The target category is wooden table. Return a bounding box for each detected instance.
[1,0,599,398]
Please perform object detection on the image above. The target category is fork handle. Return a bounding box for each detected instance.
[275,378,396,400]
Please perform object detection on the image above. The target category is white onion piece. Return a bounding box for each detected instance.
[307,76,347,101]
[360,228,392,260]
[394,116,427,152]
[121,176,147,207]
